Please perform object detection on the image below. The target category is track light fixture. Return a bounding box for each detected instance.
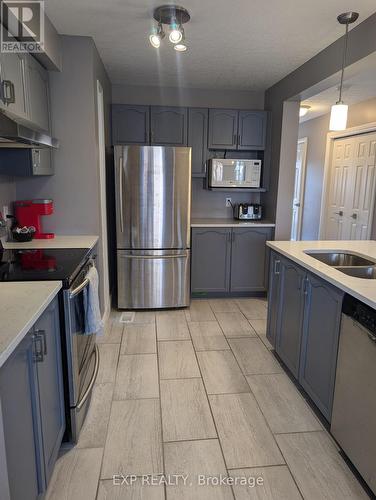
[149,5,190,52]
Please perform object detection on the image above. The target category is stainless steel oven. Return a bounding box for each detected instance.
[63,260,99,442]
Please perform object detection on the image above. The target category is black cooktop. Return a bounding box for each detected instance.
[0,247,92,287]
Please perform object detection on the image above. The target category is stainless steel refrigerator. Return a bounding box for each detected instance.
[114,145,191,309]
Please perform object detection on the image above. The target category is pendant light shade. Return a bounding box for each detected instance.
[330,102,348,131]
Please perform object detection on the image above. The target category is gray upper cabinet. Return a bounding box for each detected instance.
[191,228,231,293]
[0,53,28,119]
[266,250,281,348]
[151,106,187,146]
[299,273,343,420]
[24,55,50,132]
[230,228,272,292]
[188,108,208,176]
[238,111,267,150]
[0,334,41,500]
[275,257,305,378]
[112,104,150,144]
[0,295,64,498]
[208,109,238,150]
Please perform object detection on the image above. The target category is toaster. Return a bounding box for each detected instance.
[234,203,262,220]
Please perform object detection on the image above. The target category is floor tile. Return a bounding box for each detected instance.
[209,393,284,469]
[230,466,302,500]
[249,319,273,350]
[97,478,165,500]
[246,373,322,434]
[156,310,190,341]
[101,399,163,478]
[46,447,103,500]
[229,338,282,375]
[121,323,157,354]
[77,383,114,448]
[133,311,156,324]
[160,378,217,442]
[96,344,120,384]
[236,299,267,320]
[276,431,368,499]
[188,321,229,351]
[208,299,240,313]
[164,439,233,500]
[197,350,249,394]
[96,317,124,344]
[185,300,216,322]
[113,354,159,400]
[216,312,257,338]
[158,340,200,379]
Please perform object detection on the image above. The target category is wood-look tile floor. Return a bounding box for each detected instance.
[46,299,369,500]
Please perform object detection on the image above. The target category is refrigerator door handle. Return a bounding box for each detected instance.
[118,156,124,232]
[120,253,188,260]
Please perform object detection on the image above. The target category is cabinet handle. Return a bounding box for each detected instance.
[334,211,343,216]
[34,329,47,355]
[32,333,44,363]
[303,277,309,295]
[119,157,124,232]
[233,134,237,145]
[2,80,15,104]
[232,231,235,242]
[274,259,280,275]
[238,133,241,145]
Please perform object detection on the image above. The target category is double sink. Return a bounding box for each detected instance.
[305,251,376,279]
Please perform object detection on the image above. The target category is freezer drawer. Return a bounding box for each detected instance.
[117,250,190,309]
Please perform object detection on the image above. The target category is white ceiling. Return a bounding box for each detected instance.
[45,0,376,91]
[300,65,376,122]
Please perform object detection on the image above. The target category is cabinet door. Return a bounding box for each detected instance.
[208,109,238,150]
[112,104,150,144]
[230,228,272,292]
[34,296,65,485]
[151,106,187,145]
[0,53,28,119]
[188,108,208,176]
[191,228,231,293]
[299,274,343,420]
[276,258,305,378]
[25,55,50,132]
[0,334,41,500]
[266,251,281,348]
[238,111,267,150]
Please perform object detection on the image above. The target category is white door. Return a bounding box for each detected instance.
[324,132,376,240]
[291,138,308,240]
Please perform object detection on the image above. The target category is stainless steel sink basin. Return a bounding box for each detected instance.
[336,266,376,279]
[305,251,375,267]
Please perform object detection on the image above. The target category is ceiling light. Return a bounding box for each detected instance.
[329,11,359,131]
[149,23,165,48]
[169,22,183,44]
[174,43,187,52]
[299,105,311,118]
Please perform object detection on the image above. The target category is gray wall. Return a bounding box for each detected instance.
[265,12,376,240]
[0,176,15,213]
[299,96,376,240]
[16,35,112,313]
[112,84,264,109]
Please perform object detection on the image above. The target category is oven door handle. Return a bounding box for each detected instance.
[69,277,90,299]
[76,344,100,411]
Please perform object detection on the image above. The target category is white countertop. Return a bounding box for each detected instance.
[267,240,376,309]
[0,281,62,369]
[3,235,99,250]
[191,218,275,228]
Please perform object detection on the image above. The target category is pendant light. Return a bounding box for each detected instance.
[329,12,359,131]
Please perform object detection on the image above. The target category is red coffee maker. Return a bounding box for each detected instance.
[14,199,55,239]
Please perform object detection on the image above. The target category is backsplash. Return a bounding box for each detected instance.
[0,176,16,214]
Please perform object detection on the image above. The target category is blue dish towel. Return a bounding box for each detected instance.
[83,265,104,335]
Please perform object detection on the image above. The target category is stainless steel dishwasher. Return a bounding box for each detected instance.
[331,294,376,495]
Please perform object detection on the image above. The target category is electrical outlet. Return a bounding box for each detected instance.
[225,198,232,208]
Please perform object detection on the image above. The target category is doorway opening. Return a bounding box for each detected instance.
[291,137,308,240]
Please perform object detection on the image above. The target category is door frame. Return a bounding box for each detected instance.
[291,137,308,241]
[319,121,376,239]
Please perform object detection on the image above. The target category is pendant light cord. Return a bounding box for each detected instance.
[338,22,349,103]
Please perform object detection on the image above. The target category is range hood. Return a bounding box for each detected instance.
[0,112,59,148]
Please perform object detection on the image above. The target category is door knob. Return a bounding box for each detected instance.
[351,213,357,219]
[334,211,343,216]
[294,202,301,207]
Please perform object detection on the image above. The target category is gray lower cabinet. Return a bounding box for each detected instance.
[151,106,187,146]
[275,256,305,378]
[188,108,208,176]
[299,273,343,420]
[0,296,64,499]
[112,104,150,144]
[191,228,231,293]
[230,228,272,292]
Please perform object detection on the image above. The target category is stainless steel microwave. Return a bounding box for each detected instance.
[208,158,261,188]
